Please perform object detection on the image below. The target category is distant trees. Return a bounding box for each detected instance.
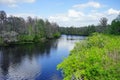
[59,17,108,36]
[59,25,96,36]
[0,11,60,45]
[59,16,117,36]
[110,14,120,35]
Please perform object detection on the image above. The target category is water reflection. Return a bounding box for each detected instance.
[0,39,58,80]
[0,35,85,80]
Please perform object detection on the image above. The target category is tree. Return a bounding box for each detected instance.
[34,19,45,41]
[59,25,96,36]
[110,14,120,35]
[0,11,7,31]
[100,17,108,27]
[0,11,7,23]
[45,20,53,38]
[96,17,108,33]
[0,11,61,45]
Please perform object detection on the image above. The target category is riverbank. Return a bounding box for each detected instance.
[0,35,61,46]
[57,33,120,80]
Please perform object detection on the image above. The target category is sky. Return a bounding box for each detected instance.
[0,0,120,27]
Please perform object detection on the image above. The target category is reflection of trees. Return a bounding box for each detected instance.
[0,50,9,78]
[0,39,58,79]
[66,35,74,40]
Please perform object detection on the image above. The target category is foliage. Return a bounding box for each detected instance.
[53,32,61,38]
[1,31,18,43]
[59,25,96,36]
[0,11,60,45]
[110,14,120,35]
[0,37,4,45]
[34,19,45,39]
[18,35,34,42]
[57,33,120,80]
[99,17,108,27]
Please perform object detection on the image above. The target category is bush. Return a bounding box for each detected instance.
[110,20,120,35]
[18,35,34,42]
[0,37,4,45]
[1,31,18,43]
[57,33,120,80]
[110,14,120,35]
[53,32,61,38]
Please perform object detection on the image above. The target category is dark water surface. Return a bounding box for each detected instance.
[0,35,85,80]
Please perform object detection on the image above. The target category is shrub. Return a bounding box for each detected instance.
[53,32,61,38]
[18,35,34,42]
[0,37,4,45]
[57,33,120,80]
[110,14,120,35]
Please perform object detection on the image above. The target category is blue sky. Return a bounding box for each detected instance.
[0,0,120,27]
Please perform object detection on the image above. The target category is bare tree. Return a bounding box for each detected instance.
[100,17,108,27]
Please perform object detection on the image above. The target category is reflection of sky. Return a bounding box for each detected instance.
[58,39,75,51]
[8,57,40,80]
[0,56,40,80]
[58,35,85,51]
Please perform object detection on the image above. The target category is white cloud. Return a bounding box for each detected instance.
[108,8,120,15]
[48,9,102,27]
[49,8,120,27]
[0,0,35,7]
[48,1,107,27]
[49,14,69,22]
[68,9,84,17]
[48,2,120,27]
[73,1,101,9]
[49,10,85,23]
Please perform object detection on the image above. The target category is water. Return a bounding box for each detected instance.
[0,35,85,80]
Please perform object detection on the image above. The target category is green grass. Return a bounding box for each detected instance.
[57,33,120,80]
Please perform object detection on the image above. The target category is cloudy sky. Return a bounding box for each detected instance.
[0,0,120,27]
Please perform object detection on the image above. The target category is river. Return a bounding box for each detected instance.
[0,35,85,80]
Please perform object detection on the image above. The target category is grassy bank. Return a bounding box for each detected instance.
[57,33,120,80]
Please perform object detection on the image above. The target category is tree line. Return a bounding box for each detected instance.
[59,14,120,36]
[0,11,60,45]
[0,10,120,45]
